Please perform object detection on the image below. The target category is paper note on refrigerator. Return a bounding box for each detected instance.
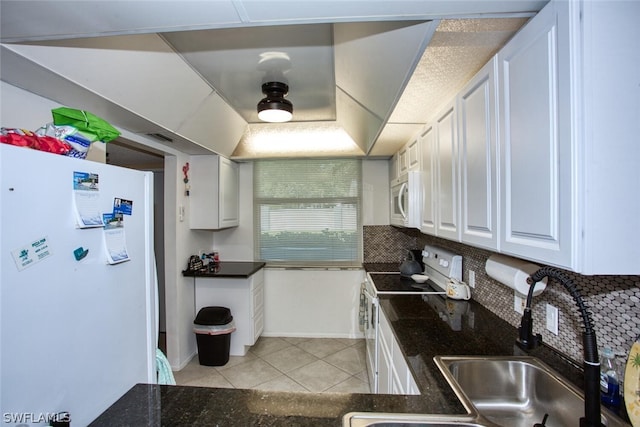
[10,236,52,271]
[103,213,130,264]
[73,171,104,228]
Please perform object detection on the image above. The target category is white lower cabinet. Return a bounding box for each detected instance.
[377,307,420,395]
[195,269,265,356]
[378,332,392,395]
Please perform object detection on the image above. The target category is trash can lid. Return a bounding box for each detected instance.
[195,306,233,325]
[194,320,236,335]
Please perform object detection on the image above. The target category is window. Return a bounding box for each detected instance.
[254,159,362,266]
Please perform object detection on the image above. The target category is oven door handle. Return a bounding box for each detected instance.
[363,287,377,302]
[397,182,408,220]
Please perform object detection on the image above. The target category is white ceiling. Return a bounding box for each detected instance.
[0,1,546,161]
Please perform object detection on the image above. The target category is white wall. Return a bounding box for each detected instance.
[1,81,58,127]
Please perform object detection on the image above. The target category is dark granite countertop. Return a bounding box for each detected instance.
[92,263,586,426]
[183,261,266,278]
[90,384,444,427]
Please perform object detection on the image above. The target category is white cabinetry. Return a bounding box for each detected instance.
[392,138,421,182]
[405,138,421,172]
[195,269,265,356]
[434,102,460,241]
[189,155,240,230]
[377,307,419,395]
[419,102,460,241]
[420,125,436,235]
[497,0,640,273]
[459,57,499,250]
[498,1,571,267]
[416,0,640,274]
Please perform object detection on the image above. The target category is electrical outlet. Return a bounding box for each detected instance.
[468,270,476,288]
[546,304,559,335]
[514,294,526,314]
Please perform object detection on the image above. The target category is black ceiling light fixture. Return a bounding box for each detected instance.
[257,81,293,123]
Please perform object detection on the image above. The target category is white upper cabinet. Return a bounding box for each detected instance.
[498,0,640,274]
[398,146,409,176]
[498,1,570,267]
[418,101,460,240]
[406,138,421,172]
[189,155,240,230]
[420,125,437,235]
[459,57,498,250]
[434,101,460,241]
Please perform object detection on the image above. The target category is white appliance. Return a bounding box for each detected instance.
[421,244,463,292]
[390,171,422,228]
[361,279,378,393]
[0,144,157,426]
[362,244,463,393]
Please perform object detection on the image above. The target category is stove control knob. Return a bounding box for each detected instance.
[439,259,449,267]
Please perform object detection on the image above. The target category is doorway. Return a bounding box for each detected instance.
[106,140,167,353]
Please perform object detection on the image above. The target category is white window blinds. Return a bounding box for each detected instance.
[254,159,362,266]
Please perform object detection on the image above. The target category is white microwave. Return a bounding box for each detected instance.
[390,171,422,228]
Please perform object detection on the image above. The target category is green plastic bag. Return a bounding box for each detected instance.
[51,107,120,143]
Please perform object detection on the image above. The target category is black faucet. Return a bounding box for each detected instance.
[516,266,604,427]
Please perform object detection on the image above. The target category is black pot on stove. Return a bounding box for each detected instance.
[399,249,423,277]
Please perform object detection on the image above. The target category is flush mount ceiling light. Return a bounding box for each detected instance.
[257,81,293,123]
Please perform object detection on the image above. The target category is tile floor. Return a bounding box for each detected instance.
[174,337,371,394]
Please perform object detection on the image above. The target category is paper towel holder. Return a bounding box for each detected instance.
[485,254,547,296]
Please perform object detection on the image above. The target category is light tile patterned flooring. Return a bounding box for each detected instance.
[174,337,370,394]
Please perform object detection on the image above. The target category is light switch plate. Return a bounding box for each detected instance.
[546,304,559,335]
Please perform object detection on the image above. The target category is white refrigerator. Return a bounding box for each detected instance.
[0,144,157,426]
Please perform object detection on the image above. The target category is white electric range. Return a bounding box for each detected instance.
[361,244,463,393]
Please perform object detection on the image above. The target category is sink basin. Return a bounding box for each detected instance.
[343,412,495,427]
[435,356,629,427]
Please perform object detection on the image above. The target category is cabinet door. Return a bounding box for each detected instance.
[407,138,420,171]
[218,157,240,229]
[420,125,436,235]
[498,1,572,267]
[189,155,239,230]
[435,103,460,241]
[378,334,392,394]
[398,147,409,176]
[251,269,265,342]
[459,57,498,250]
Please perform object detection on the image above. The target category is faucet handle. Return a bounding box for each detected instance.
[533,413,549,427]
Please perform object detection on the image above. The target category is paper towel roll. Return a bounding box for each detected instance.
[485,254,547,296]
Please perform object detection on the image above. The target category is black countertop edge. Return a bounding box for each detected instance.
[183,261,266,278]
[89,384,447,427]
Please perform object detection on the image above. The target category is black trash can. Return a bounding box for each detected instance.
[193,306,236,366]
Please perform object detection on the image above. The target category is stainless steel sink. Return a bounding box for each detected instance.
[435,356,629,427]
[342,412,495,427]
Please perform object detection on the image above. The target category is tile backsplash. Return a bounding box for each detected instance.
[364,225,640,365]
